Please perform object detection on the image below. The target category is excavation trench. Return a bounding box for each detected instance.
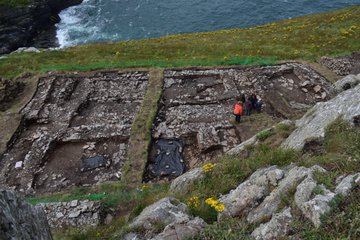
[0,63,333,192]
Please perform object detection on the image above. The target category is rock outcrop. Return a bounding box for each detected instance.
[331,74,360,94]
[0,189,53,239]
[0,0,82,54]
[170,167,204,194]
[219,163,360,238]
[226,119,293,155]
[127,197,205,240]
[282,81,360,150]
[251,207,293,240]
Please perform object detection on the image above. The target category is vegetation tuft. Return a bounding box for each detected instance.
[0,0,29,8]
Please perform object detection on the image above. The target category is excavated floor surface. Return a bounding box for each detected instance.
[0,63,334,192]
[151,63,332,170]
[0,71,149,194]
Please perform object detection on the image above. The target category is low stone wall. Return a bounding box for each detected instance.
[39,199,104,228]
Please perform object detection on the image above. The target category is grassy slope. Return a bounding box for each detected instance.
[0,5,359,79]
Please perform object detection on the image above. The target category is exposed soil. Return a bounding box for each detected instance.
[0,78,25,111]
[0,71,149,194]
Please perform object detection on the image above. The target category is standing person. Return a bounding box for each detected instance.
[256,98,263,113]
[250,94,258,111]
[233,99,243,123]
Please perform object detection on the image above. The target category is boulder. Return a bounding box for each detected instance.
[251,207,293,240]
[227,120,293,155]
[129,197,206,239]
[335,173,360,196]
[246,166,319,224]
[151,217,206,240]
[331,74,360,94]
[226,134,258,155]
[297,185,335,228]
[281,83,360,150]
[219,166,285,219]
[170,167,204,194]
[295,172,359,228]
[0,189,52,239]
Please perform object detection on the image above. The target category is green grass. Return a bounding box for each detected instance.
[193,217,255,240]
[27,182,169,208]
[1,5,359,79]
[256,129,275,141]
[121,69,164,186]
[0,0,29,8]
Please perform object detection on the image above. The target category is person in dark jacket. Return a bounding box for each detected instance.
[245,97,252,116]
[256,98,263,113]
[250,94,258,110]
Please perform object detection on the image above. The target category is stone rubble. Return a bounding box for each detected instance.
[319,54,360,76]
[40,199,104,228]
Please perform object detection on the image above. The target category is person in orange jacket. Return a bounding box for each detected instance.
[233,99,243,123]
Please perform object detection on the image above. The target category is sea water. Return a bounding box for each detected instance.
[56,0,360,47]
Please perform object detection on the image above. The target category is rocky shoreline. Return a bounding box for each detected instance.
[0,0,82,55]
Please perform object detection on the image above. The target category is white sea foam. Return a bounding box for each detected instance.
[56,0,99,48]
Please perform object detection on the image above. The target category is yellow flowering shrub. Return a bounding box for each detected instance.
[205,197,225,212]
[202,163,216,173]
[187,196,200,208]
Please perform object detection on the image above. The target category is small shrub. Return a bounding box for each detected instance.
[275,123,295,138]
[256,129,275,141]
[193,217,255,240]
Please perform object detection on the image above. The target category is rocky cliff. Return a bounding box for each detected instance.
[0,189,53,239]
[0,0,82,55]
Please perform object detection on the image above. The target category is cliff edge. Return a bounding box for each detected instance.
[0,0,82,55]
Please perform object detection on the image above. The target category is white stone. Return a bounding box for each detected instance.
[15,161,23,169]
